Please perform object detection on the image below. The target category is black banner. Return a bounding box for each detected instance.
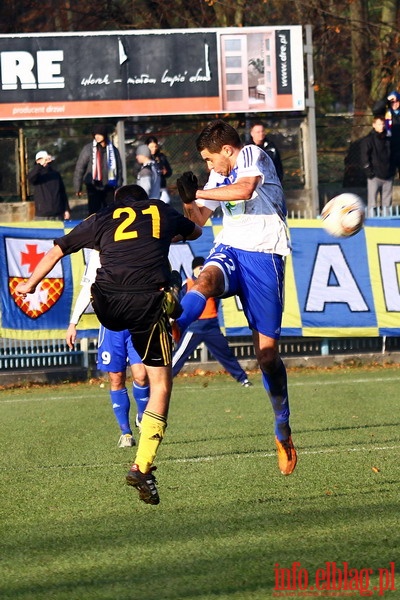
[275,29,292,95]
[0,32,219,103]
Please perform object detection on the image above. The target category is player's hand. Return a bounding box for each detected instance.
[65,323,77,349]
[15,281,36,297]
[177,171,198,204]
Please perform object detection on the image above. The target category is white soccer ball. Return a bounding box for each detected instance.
[320,193,365,238]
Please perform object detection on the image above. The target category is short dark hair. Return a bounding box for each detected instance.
[250,121,265,130]
[192,256,205,270]
[114,184,149,202]
[196,119,242,153]
[92,124,109,138]
[145,135,159,145]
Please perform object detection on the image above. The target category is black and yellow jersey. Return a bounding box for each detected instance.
[55,198,196,289]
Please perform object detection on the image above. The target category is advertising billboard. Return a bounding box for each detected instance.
[0,26,305,120]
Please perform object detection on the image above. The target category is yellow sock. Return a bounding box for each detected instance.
[134,410,167,473]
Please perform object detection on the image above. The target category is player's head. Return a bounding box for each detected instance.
[196,120,241,153]
[92,124,109,144]
[191,256,205,277]
[136,144,152,165]
[387,90,400,110]
[372,115,385,133]
[145,135,159,156]
[250,122,266,145]
[114,184,149,203]
[196,120,241,177]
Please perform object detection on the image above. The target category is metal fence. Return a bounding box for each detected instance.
[0,113,384,209]
[1,334,399,377]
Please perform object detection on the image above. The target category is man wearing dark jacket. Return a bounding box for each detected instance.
[28,151,70,221]
[73,124,123,215]
[373,90,400,177]
[361,116,394,215]
[249,122,284,183]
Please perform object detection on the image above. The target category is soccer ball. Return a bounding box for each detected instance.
[320,193,365,238]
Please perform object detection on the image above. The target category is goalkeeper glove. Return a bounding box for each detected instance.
[176,171,198,204]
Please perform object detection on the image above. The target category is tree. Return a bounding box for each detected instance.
[1,0,400,118]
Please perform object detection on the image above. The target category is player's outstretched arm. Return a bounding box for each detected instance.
[65,281,93,349]
[197,175,259,202]
[182,202,212,227]
[15,245,65,296]
[65,249,100,348]
[65,323,77,349]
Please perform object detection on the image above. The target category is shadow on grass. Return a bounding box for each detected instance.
[2,478,399,600]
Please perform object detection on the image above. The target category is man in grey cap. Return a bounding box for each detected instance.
[135,144,161,199]
[73,124,123,214]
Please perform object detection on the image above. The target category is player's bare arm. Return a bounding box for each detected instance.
[15,244,65,296]
[183,202,212,227]
[196,175,259,202]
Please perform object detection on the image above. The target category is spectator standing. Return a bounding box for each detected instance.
[373,90,400,178]
[135,144,161,199]
[146,136,173,204]
[361,115,394,215]
[173,256,252,387]
[249,122,284,183]
[73,124,123,215]
[28,151,70,221]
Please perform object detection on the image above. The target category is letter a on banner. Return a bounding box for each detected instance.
[306,244,368,311]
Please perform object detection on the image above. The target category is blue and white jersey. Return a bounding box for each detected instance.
[198,145,291,255]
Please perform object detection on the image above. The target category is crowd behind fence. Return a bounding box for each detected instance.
[2,113,398,214]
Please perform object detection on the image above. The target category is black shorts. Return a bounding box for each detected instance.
[91,282,172,367]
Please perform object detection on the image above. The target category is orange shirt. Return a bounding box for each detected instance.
[186,277,218,320]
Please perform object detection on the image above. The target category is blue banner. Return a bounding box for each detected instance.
[1,218,400,339]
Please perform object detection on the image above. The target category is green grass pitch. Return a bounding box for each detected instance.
[0,365,399,599]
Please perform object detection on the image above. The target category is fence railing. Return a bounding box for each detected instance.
[1,335,399,376]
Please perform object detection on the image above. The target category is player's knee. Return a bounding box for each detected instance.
[134,375,148,387]
[131,364,148,387]
[195,266,224,297]
[108,371,125,389]
[256,346,280,373]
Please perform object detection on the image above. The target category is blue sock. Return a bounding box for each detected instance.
[262,359,291,441]
[110,389,131,435]
[176,290,207,334]
[132,382,150,423]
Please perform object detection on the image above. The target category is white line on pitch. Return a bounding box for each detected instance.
[169,444,400,463]
[0,444,398,472]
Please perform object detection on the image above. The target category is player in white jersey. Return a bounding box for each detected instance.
[174,119,297,476]
[65,249,149,448]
